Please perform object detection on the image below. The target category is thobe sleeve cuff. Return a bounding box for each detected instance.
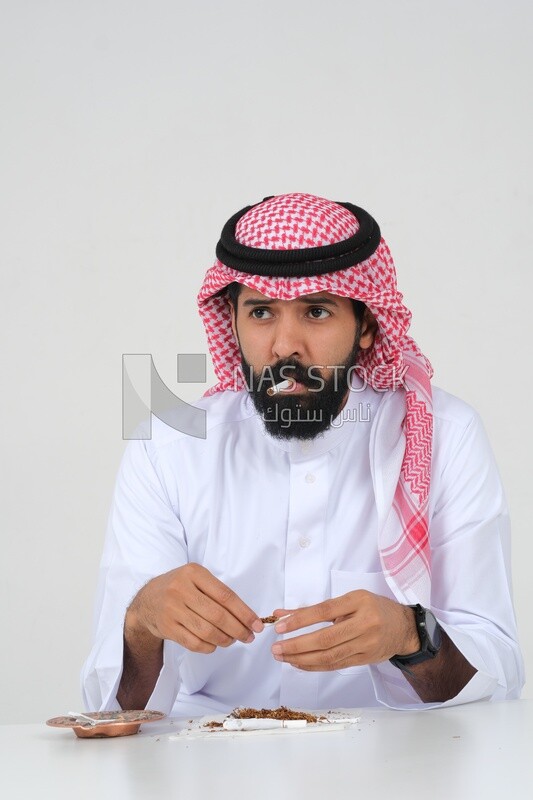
[437,620,523,704]
[145,639,185,714]
[81,621,126,712]
[367,619,523,710]
[81,621,185,714]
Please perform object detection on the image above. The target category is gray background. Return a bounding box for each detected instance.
[1,0,531,723]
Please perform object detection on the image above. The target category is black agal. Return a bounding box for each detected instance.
[215,199,381,278]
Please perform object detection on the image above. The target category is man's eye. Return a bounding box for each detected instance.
[250,307,273,319]
[308,307,330,319]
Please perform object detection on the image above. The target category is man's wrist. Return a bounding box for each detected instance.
[395,603,421,656]
[124,603,162,654]
[390,605,443,670]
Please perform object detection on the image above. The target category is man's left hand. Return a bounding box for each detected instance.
[270,591,420,671]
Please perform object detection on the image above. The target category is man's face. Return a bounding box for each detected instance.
[230,286,375,440]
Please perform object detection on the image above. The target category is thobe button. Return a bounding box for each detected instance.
[305,473,316,484]
[298,536,311,548]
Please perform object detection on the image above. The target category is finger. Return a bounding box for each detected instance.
[270,609,295,628]
[192,565,262,632]
[168,622,218,655]
[286,655,366,672]
[272,596,356,634]
[185,588,256,643]
[177,607,239,648]
[272,618,357,659]
[275,640,365,670]
[271,608,296,617]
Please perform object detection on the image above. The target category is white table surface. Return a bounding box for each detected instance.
[2,700,532,800]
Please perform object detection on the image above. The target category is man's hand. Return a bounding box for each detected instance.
[270,591,419,670]
[117,564,262,710]
[126,563,263,653]
[270,591,477,702]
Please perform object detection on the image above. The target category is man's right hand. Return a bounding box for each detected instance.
[124,563,263,654]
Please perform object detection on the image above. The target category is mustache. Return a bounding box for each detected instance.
[256,360,322,389]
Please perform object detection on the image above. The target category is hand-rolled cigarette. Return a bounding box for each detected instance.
[267,379,293,396]
[260,613,292,627]
[222,718,307,731]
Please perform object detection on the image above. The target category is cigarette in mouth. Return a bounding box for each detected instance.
[267,379,293,396]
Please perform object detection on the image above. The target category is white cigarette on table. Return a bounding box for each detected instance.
[267,379,293,396]
[222,718,307,731]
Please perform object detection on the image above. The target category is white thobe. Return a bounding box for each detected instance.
[81,381,524,716]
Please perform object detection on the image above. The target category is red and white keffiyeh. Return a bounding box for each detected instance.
[197,193,434,603]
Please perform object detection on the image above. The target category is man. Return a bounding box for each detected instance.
[82,193,523,715]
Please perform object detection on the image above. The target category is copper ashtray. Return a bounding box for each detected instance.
[46,710,165,738]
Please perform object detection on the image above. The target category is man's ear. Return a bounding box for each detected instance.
[229,300,238,343]
[359,307,378,350]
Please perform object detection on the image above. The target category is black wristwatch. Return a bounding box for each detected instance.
[389,604,442,671]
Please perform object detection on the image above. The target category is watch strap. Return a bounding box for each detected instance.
[389,604,442,670]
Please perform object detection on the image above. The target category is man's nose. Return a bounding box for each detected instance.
[271,316,304,360]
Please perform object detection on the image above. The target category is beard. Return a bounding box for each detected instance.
[240,334,361,441]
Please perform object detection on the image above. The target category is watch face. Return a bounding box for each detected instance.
[425,610,442,649]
